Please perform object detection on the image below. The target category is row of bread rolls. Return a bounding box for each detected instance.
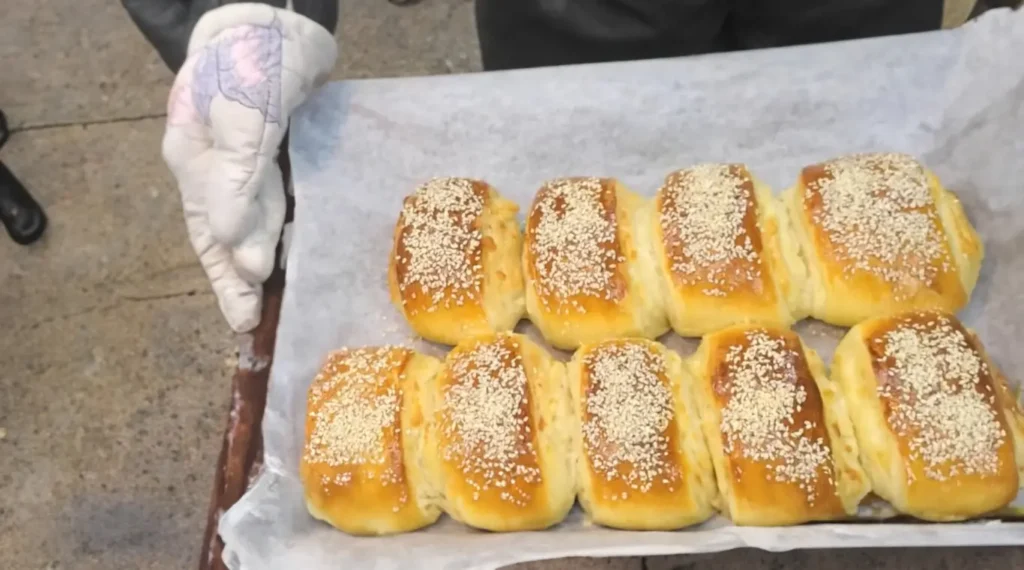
[388,154,984,349]
[300,309,1024,535]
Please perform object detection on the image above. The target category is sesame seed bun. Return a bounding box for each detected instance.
[832,310,1021,521]
[300,346,443,535]
[389,178,525,345]
[784,153,982,327]
[653,164,808,337]
[688,325,870,526]
[523,177,669,349]
[422,332,575,531]
[569,338,717,530]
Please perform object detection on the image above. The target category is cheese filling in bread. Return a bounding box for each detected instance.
[654,164,807,336]
[688,326,870,526]
[300,347,442,536]
[423,333,575,531]
[832,310,1023,521]
[389,177,525,345]
[569,338,717,530]
[783,153,982,326]
[523,177,668,349]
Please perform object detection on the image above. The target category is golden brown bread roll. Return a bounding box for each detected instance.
[389,178,525,345]
[300,347,442,535]
[782,153,982,326]
[832,310,1024,521]
[688,325,870,526]
[523,177,668,349]
[423,332,575,531]
[568,338,717,530]
[653,164,807,336]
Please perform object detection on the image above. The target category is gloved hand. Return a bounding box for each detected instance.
[161,3,337,332]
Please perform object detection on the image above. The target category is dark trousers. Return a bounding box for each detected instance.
[475,0,984,71]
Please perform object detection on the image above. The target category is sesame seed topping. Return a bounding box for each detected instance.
[659,164,762,295]
[717,330,832,502]
[305,347,408,496]
[441,338,541,506]
[396,178,485,309]
[874,314,1006,481]
[528,178,622,311]
[582,342,679,494]
[805,153,951,295]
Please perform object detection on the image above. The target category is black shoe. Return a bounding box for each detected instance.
[0,110,47,245]
[0,161,47,245]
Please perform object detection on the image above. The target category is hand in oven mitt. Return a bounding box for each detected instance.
[162,3,336,332]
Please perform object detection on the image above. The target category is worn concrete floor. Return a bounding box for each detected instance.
[0,1,1020,569]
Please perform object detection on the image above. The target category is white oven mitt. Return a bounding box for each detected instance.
[163,3,337,332]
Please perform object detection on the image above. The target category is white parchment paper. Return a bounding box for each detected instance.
[220,9,1024,570]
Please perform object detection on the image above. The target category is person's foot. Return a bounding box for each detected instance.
[0,162,47,245]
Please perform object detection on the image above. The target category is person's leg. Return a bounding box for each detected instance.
[475,0,732,71]
[727,0,948,50]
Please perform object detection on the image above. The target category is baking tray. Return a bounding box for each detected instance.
[211,9,1024,570]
